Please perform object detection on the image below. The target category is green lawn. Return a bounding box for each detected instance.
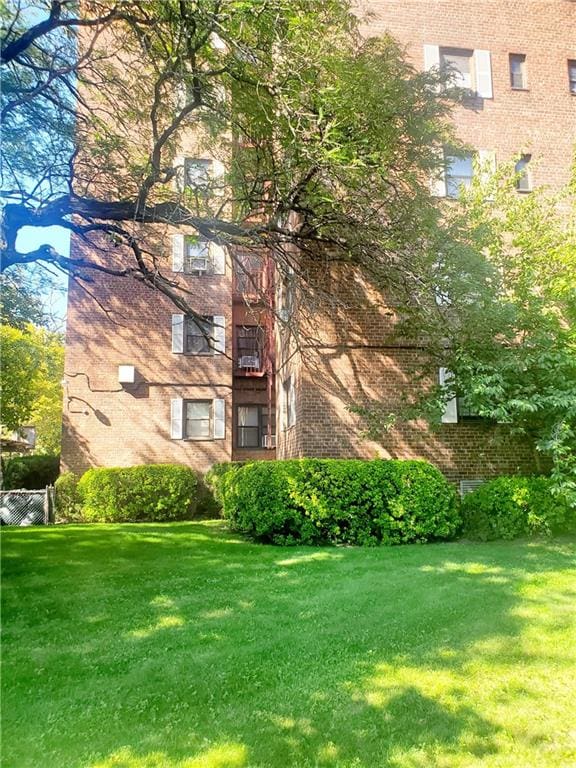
[2,523,575,768]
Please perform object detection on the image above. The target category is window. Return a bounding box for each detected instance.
[236,326,264,370]
[515,154,532,192]
[185,316,213,355]
[457,397,483,420]
[171,397,225,440]
[236,405,274,448]
[445,153,474,198]
[184,238,210,273]
[509,54,527,89]
[183,158,212,190]
[234,252,264,294]
[569,60,576,94]
[283,376,295,428]
[279,266,295,319]
[172,313,224,354]
[185,401,212,440]
[440,47,474,90]
[425,45,492,99]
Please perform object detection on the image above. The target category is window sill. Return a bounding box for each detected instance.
[511,87,529,92]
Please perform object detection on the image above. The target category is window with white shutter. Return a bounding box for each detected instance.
[172,399,226,440]
[426,45,492,99]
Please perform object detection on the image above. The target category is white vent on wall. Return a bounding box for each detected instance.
[263,434,276,449]
[118,365,136,384]
[459,479,484,497]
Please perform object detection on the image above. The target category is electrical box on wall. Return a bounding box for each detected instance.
[118,365,136,384]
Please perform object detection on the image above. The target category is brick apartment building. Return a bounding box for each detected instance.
[62,0,576,489]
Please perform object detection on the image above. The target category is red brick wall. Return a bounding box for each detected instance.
[357,0,576,191]
[62,235,235,475]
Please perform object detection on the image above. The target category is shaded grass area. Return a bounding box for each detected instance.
[2,522,576,768]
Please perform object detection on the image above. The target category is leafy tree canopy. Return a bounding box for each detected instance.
[0,322,64,454]
[1,0,456,316]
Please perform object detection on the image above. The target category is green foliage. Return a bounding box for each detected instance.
[54,472,82,522]
[441,165,576,505]
[461,476,575,541]
[2,454,60,490]
[0,269,47,329]
[0,323,64,453]
[210,458,459,545]
[76,464,198,523]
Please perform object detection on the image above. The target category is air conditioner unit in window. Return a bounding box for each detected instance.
[263,434,276,449]
[239,355,260,369]
[190,258,209,273]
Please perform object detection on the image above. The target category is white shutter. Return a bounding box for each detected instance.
[171,398,184,439]
[430,147,447,197]
[209,242,226,274]
[213,315,225,353]
[213,398,225,439]
[474,50,493,99]
[212,159,226,196]
[172,235,185,272]
[173,155,185,192]
[439,367,458,424]
[172,314,185,353]
[424,44,440,71]
[478,150,497,190]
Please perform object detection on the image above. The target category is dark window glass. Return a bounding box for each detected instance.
[185,316,213,354]
[569,60,576,94]
[515,155,531,192]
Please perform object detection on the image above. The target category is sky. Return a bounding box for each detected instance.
[15,225,71,325]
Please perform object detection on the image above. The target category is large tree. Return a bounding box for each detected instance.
[1,0,456,316]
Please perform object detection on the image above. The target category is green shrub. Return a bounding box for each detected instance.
[461,475,574,540]
[1,454,60,490]
[54,471,82,521]
[77,464,197,523]
[205,461,245,512]
[210,458,460,546]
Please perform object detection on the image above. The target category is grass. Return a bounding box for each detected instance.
[2,522,576,768]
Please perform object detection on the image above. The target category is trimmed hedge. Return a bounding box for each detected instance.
[461,475,574,540]
[207,458,460,545]
[54,471,82,522]
[1,454,60,490]
[76,464,198,523]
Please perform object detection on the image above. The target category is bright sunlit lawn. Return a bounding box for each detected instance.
[2,522,575,768]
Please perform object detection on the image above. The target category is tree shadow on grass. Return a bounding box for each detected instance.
[2,528,575,768]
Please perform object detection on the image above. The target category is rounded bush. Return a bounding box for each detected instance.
[461,475,574,540]
[77,464,197,523]
[1,454,59,490]
[209,458,460,546]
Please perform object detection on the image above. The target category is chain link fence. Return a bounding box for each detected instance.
[0,487,55,526]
